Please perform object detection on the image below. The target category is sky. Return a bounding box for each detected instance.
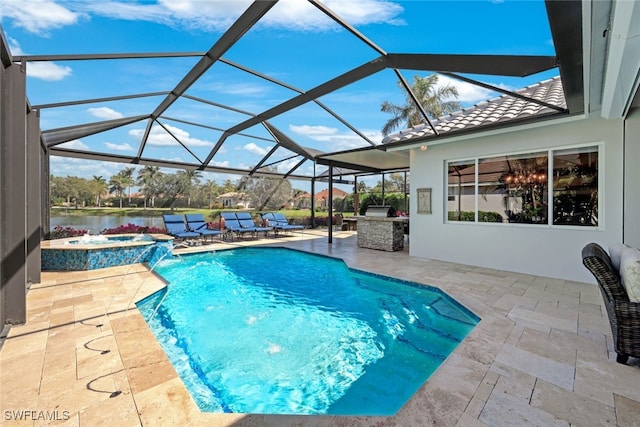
[0,0,557,193]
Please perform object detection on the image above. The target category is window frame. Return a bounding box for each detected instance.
[444,143,602,228]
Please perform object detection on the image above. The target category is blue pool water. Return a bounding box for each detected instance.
[137,247,479,415]
[67,234,154,245]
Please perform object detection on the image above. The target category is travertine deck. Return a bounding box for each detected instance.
[1,230,639,426]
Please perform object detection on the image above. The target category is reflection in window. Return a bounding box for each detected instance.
[553,146,598,226]
[445,145,599,227]
[447,160,475,221]
[498,152,548,224]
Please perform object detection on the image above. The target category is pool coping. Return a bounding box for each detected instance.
[2,231,638,426]
[41,233,173,250]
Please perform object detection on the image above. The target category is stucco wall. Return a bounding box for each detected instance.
[409,115,624,283]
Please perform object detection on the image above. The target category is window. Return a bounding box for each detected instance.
[445,145,599,227]
[447,160,476,221]
[552,146,598,226]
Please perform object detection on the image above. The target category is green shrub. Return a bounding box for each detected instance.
[448,211,503,222]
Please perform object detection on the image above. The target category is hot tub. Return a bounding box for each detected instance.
[41,233,174,271]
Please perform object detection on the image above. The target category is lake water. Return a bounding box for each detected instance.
[50,215,164,232]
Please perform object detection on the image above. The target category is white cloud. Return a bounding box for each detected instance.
[273,157,307,174]
[1,0,80,34]
[206,81,271,97]
[26,62,73,81]
[129,124,214,147]
[210,160,231,168]
[437,74,496,105]
[8,38,72,81]
[68,0,246,31]
[289,125,338,138]
[243,142,271,156]
[49,156,117,178]
[263,0,405,30]
[56,0,404,32]
[88,107,124,120]
[289,124,381,150]
[57,139,89,150]
[326,0,405,25]
[105,142,134,152]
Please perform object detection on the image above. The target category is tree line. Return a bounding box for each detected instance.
[50,166,410,213]
[50,166,301,211]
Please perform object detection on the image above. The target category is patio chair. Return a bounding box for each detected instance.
[235,212,272,237]
[582,242,640,364]
[162,214,200,242]
[220,212,255,240]
[185,214,222,242]
[272,212,304,233]
[333,213,344,231]
[262,212,303,236]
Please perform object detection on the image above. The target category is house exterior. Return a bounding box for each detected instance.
[377,11,640,284]
[402,113,626,283]
[294,188,348,209]
[217,192,250,209]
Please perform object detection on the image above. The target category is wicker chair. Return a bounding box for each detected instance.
[582,243,640,364]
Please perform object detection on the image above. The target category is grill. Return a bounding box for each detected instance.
[364,206,396,217]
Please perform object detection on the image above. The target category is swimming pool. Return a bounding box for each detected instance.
[138,247,479,415]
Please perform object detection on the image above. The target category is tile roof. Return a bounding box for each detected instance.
[382,76,566,145]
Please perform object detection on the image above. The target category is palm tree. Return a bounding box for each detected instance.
[108,174,128,208]
[203,179,218,209]
[90,175,108,207]
[381,74,461,136]
[178,169,203,208]
[137,166,161,208]
[120,167,136,203]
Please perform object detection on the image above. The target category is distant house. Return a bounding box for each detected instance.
[217,192,250,209]
[294,188,349,209]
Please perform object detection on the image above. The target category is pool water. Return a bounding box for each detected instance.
[67,234,154,245]
[137,247,479,415]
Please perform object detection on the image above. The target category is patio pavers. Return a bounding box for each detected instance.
[1,230,638,426]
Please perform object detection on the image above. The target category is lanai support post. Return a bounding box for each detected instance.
[328,164,333,244]
[353,176,359,215]
[41,145,50,239]
[310,178,316,228]
[404,171,408,213]
[1,60,28,325]
[26,108,41,285]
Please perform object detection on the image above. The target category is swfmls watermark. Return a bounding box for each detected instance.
[4,410,71,422]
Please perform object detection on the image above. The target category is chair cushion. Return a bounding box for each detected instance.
[619,247,640,302]
[609,243,631,271]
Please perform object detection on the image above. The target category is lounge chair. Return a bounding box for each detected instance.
[261,212,304,236]
[162,214,200,242]
[185,214,222,242]
[582,242,640,364]
[272,212,304,233]
[220,212,256,240]
[235,212,272,237]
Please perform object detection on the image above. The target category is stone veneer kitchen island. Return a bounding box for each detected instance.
[356,217,408,251]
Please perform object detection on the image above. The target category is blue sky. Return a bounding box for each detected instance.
[0,0,557,192]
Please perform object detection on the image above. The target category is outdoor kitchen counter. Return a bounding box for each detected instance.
[356,217,408,252]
